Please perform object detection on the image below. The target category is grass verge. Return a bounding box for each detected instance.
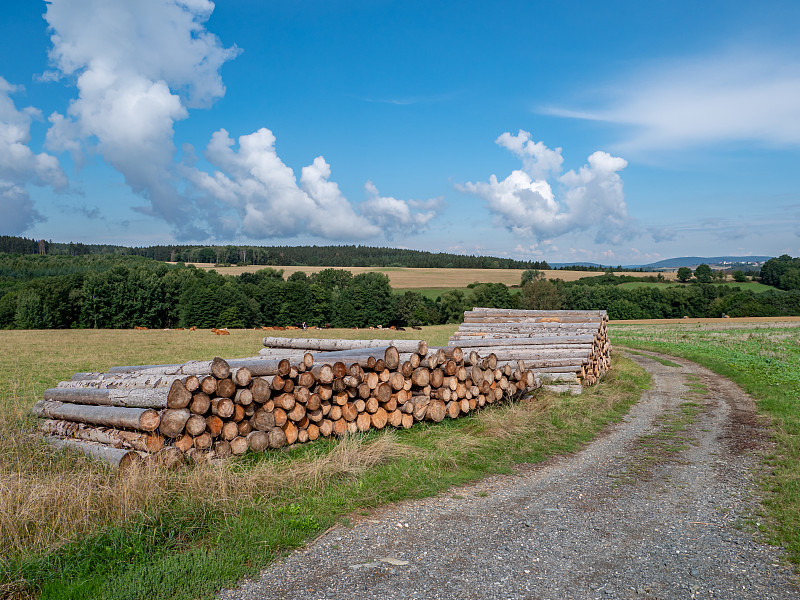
[610,322,800,567]
[0,327,648,600]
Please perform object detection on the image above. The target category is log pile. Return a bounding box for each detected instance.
[35,340,541,467]
[449,309,611,386]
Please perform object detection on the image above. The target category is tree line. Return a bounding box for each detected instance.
[0,236,549,270]
[1,254,798,329]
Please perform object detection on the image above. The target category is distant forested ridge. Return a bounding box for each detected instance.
[0,236,549,270]
[1,253,798,330]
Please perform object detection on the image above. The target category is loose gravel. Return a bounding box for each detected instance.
[219,351,799,600]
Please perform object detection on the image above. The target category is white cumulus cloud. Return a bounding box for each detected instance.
[43,0,239,236]
[360,181,440,239]
[0,77,68,234]
[186,127,382,240]
[39,0,419,243]
[458,131,634,244]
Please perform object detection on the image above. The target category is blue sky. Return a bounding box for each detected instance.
[1,0,799,264]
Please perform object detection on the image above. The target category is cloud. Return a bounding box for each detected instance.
[0,77,68,234]
[541,48,800,152]
[186,127,382,240]
[38,1,422,243]
[458,132,634,244]
[43,0,239,236]
[496,130,563,180]
[648,226,677,243]
[360,181,440,239]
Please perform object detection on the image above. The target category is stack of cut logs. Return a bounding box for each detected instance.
[34,338,540,468]
[449,309,611,387]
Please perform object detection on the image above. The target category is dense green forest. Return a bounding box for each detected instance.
[0,236,549,270]
[1,253,798,329]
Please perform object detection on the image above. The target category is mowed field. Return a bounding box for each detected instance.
[1,325,647,599]
[2,319,800,598]
[616,280,774,293]
[174,263,677,287]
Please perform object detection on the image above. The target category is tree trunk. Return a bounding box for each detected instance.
[43,436,144,469]
[33,400,160,432]
[39,419,164,453]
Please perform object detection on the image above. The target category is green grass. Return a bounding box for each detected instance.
[610,321,800,565]
[616,281,777,293]
[0,329,648,600]
[624,349,682,367]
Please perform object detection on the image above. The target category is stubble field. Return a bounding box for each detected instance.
[174,264,676,286]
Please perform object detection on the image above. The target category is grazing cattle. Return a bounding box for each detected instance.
[411,325,422,330]
[292,322,307,330]
[189,326,197,331]
[395,326,406,331]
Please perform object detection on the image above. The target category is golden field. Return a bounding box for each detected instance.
[172,264,677,287]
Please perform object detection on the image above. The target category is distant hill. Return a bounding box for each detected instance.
[636,256,773,269]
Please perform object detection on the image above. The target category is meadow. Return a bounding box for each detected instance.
[176,264,673,286]
[3,320,798,599]
[0,326,647,600]
[610,319,800,565]
[616,280,775,293]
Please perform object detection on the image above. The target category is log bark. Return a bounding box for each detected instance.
[33,400,160,432]
[39,419,164,453]
[262,337,427,354]
[43,387,169,409]
[44,436,144,469]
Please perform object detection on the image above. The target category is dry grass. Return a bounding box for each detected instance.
[0,327,446,556]
[1,327,649,599]
[173,264,672,286]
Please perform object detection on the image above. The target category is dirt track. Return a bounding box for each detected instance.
[219,351,799,600]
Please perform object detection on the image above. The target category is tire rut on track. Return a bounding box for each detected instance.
[219,350,799,600]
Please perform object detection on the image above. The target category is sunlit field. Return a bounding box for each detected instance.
[173,263,675,286]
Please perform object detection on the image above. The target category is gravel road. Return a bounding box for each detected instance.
[219,351,799,600]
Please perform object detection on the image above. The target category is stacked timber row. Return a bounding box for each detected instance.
[35,341,540,468]
[449,309,611,386]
